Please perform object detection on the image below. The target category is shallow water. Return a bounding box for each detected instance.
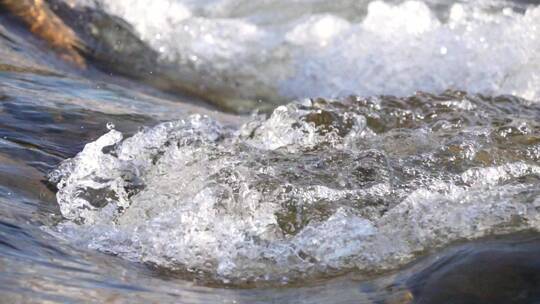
[1,1,540,303]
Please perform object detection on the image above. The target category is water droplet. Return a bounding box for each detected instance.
[440,46,448,55]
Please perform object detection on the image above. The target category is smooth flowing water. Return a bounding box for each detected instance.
[0,0,540,303]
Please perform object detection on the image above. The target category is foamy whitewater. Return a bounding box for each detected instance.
[46,0,540,284]
[64,0,539,108]
[49,91,540,282]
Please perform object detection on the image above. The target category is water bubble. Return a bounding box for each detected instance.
[440,46,448,55]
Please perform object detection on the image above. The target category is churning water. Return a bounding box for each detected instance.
[55,0,540,110]
[1,0,540,303]
[48,92,540,285]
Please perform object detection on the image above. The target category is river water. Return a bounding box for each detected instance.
[0,0,540,303]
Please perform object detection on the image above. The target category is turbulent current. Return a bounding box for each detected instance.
[2,0,540,302]
[48,91,540,283]
[53,0,540,111]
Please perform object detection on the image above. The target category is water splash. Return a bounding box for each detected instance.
[60,0,540,109]
[49,91,540,283]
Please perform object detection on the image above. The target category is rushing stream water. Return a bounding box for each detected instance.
[1,0,540,303]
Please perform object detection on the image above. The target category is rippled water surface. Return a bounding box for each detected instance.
[1,0,540,303]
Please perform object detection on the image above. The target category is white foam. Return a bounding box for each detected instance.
[66,0,540,105]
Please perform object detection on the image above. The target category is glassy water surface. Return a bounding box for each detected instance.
[0,0,540,303]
